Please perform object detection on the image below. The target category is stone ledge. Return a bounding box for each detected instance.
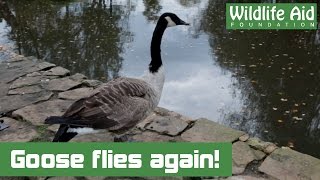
[181,118,245,142]
[259,147,320,180]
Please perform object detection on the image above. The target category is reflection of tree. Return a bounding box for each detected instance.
[201,0,320,157]
[143,0,161,22]
[2,0,134,80]
[176,0,201,7]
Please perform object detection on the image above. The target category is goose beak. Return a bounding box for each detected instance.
[180,20,190,26]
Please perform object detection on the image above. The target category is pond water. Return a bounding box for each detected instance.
[0,0,320,157]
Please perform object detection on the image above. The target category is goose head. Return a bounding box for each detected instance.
[160,12,190,27]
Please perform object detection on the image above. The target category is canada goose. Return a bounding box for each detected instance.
[45,12,189,142]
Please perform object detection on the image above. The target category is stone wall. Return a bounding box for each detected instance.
[0,49,319,180]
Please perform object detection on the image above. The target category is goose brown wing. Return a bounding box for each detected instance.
[61,77,153,129]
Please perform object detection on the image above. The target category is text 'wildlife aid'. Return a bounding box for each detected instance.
[226,3,317,29]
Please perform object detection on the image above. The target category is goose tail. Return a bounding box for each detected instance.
[45,116,78,142]
[52,125,78,142]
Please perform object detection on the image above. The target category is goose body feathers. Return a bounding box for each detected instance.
[46,77,157,131]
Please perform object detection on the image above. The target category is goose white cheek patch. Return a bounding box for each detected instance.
[165,16,176,27]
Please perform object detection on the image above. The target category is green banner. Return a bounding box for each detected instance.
[226,3,317,29]
[0,142,231,177]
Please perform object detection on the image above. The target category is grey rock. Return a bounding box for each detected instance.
[233,142,256,166]
[0,177,26,180]
[0,91,53,113]
[259,148,320,180]
[252,149,266,161]
[70,73,87,82]
[26,72,41,77]
[5,55,26,62]
[47,177,77,180]
[136,112,158,130]
[83,79,103,88]
[44,77,82,91]
[8,85,43,95]
[0,60,37,83]
[47,124,60,132]
[232,142,256,174]
[0,82,9,97]
[10,76,57,89]
[239,134,250,142]
[264,144,278,154]
[10,76,42,89]
[0,117,38,142]
[144,177,183,180]
[70,131,113,142]
[154,107,194,123]
[232,164,246,175]
[12,100,73,126]
[58,87,94,100]
[131,131,174,142]
[181,118,245,142]
[247,138,278,154]
[146,116,189,136]
[28,62,56,72]
[42,66,70,76]
[225,176,270,180]
[84,177,107,180]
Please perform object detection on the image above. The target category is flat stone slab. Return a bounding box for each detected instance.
[10,76,42,89]
[58,87,94,100]
[26,72,41,77]
[247,137,278,154]
[252,149,266,161]
[145,116,189,136]
[4,54,26,62]
[70,131,113,142]
[233,142,256,165]
[232,141,256,174]
[42,66,70,76]
[12,100,73,126]
[0,60,38,83]
[136,112,158,130]
[70,73,87,82]
[225,176,270,180]
[0,91,53,113]
[83,80,103,88]
[8,85,43,95]
[44,77,82,91]
[259,148,320,180]
[131,131,174,142]
[10,75,57,89]
[181,118,245,142]
[28,62,56,73]
[47,177,77,180]
[0,117,38,142]
[0,82,9,97]
[154,107,193,123]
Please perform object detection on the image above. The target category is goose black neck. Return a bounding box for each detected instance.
[149,19,167,73]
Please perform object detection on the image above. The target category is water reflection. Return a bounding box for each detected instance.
[143,0,162,22]
[0,0,320,158]
[201,0,320,157]
[1,0,134,80]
